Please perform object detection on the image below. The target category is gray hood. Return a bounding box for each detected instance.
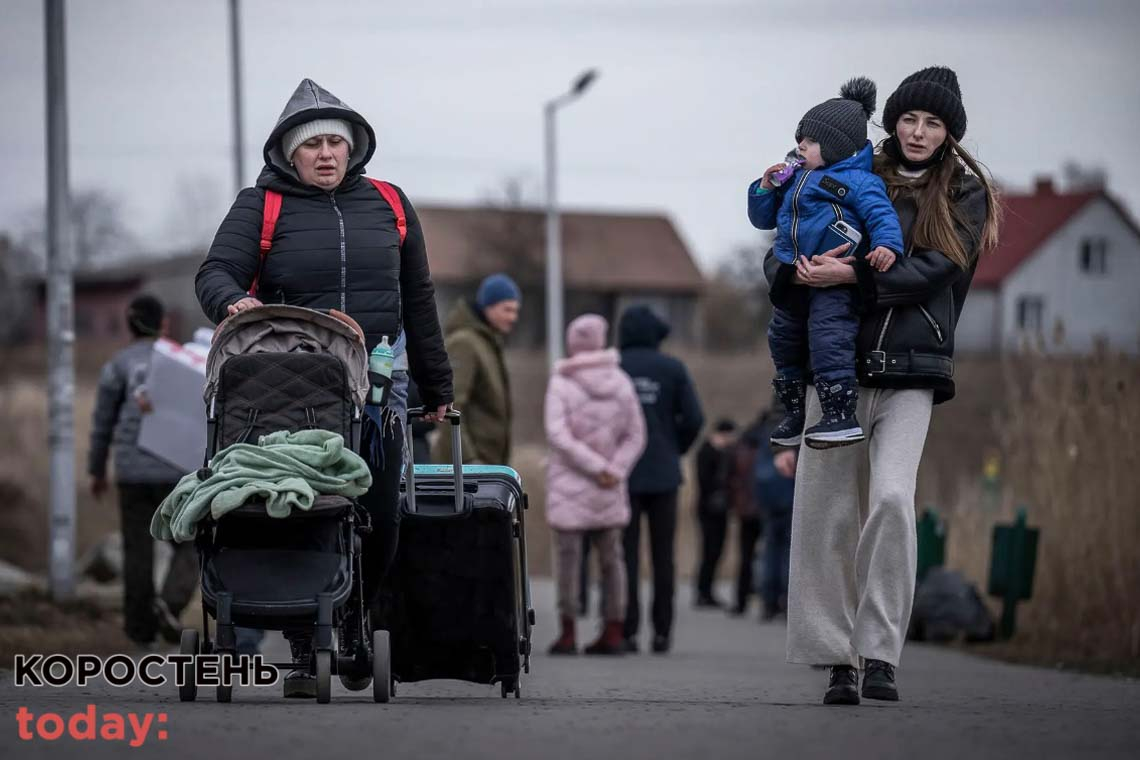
[261,78,376,188]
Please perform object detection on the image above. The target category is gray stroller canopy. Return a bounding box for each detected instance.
[204,306,369,409]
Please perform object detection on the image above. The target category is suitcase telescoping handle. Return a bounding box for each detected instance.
[405,407,463,514]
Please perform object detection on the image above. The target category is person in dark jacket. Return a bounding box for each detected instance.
[195,78,453,697]
[764,66,1001,706]
[749,406,797,621]
[693,419,737,609]
[618,305,705,653]
[88,295,198,647]
[725,415,764,616]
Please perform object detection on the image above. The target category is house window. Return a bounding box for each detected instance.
[1016,296,1044,332]
[1079,237,1108,274]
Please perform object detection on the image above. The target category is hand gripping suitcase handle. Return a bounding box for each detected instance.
[405,407,463,513]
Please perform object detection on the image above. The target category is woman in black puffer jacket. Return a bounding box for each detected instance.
[196,78,452,697]
[763,66,1000,706]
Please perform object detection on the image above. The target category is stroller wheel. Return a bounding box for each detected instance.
[178,630,199,702]
[217,683,232,703]
[216,651,234,703]
[372,630,391,704]
[315,651,332,704]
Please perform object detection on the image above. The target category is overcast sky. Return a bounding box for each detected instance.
[3,0,1139,270]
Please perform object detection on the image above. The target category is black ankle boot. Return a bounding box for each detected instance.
[862,659,899,701]
[823,665,860,705]
[283,634,317,698]
[770,375,807,447]
[805,380,864,449]
[338,607,373,691]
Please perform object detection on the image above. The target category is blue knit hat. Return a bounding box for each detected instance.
[476,273,522,310]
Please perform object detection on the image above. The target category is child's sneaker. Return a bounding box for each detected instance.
[805,381,864,449]
[770,375,806,448]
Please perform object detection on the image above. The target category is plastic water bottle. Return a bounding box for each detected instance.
[368,335,395,407]
[769,150,804,188]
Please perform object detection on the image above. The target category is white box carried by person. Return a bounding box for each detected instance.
[136,333,211,474]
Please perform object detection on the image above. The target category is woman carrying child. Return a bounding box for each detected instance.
[755,66,1001,705]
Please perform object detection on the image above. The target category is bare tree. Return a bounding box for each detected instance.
[717,240,772,294]
[163,173,226,249]
[0,235,31,345]
[701,241,773,351]
[20,188,138,270]
[466,175,546,286]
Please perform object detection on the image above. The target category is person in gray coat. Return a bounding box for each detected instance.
[89,295,198,646]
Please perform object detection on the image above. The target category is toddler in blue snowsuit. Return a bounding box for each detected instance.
[748,78,904,449]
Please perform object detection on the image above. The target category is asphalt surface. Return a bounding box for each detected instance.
[2,580,1137,759]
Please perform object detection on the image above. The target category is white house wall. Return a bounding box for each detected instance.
[955,288,999,353]
[999,199,1140,354]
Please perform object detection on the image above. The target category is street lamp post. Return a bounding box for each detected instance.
[44,0,76,601]
[544,68,598,372]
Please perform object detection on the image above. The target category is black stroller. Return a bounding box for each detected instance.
[177,305,388,704]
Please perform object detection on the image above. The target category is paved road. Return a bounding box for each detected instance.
[2,580,1137,759]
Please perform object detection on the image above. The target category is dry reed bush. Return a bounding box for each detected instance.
[0,344,120,572]
[986,352,1140,666]
[924,353,1140,669]
[0,589,133,660]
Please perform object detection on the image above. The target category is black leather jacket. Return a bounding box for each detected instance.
[765,171,988,404]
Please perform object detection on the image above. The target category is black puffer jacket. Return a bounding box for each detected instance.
[195,79,452,408]
[765,170,988,404]
[619,306,705,494]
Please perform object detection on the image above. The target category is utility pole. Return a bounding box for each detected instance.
[44,0,76,601]
[228,0,245,193]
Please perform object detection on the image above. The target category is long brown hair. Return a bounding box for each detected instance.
[873,136,1002,269]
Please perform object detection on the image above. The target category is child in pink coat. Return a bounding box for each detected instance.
[545,314,647,655]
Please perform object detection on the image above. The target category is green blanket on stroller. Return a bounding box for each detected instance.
[150,429,373,543]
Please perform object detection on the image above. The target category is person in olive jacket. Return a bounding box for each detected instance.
[432,274,521,466]
[617,305,705,654]
[195,78,453,698]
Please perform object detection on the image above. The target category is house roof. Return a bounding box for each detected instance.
[974,179,1140,288]
[416,204,703,293]
[23,206,704,295]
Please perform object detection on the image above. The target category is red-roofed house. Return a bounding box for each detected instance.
[957,178,1140,354]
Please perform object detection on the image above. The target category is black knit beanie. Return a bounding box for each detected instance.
[796,77,877,165]
[126,294,164,338]
[882,65,967,140]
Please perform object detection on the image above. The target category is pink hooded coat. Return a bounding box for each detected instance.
[544,315,647,531]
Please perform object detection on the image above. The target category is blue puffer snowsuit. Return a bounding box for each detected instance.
[747,141,903,265]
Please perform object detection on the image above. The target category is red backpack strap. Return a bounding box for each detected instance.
[367,178,406,246]
[249,189,283,296]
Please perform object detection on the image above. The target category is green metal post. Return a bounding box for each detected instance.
[916,508,946,582]
[999,509,1028,639]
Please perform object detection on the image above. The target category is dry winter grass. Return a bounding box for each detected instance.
[1,343,1137,670]
[935,353,1140,671]
[0,342,121,573]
